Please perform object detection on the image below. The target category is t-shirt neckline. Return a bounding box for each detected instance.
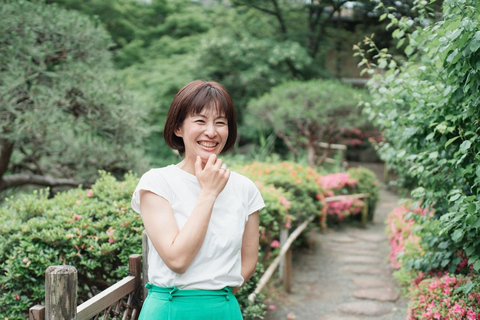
[169,164,198,182]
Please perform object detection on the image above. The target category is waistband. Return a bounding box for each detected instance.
[145,283,233,301]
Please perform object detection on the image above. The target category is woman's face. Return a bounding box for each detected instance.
[175,107,229,164]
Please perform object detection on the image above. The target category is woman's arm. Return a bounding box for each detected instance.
[233,211,260,294]
[140,155,229,274]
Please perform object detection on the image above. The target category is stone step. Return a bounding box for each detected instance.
[353,288,400,302]
[336,301,396,317]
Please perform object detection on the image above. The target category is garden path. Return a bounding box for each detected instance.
[263,163,408,320]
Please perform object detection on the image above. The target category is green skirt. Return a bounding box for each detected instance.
[138,283,243,320]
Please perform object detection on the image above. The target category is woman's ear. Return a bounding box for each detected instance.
[174,127,183,138]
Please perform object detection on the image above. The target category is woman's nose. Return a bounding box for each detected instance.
[204,123,217,137]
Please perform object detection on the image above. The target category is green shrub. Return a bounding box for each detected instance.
[360,0,480,275]
[347,167,380,221]
[0,172,142,319]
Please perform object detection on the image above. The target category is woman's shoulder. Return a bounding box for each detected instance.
[229,171,259,188]
[140,165,177,180]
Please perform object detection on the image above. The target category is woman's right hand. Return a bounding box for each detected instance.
[195,154,230,196]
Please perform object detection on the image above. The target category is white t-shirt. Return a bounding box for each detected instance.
[131,164,265,290]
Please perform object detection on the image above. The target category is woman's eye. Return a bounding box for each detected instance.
[195,120,205,124]
[216,121,226,125]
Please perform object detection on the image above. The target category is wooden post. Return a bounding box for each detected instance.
[278,228,288,279]
[45,265,77,320]
[361,199,369,227]
[282,247,292,293]
[142,230,149,301]
[383,163,389,184]
[129,254,142,302]
[29,305,45,320]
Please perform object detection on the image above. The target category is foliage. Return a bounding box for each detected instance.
[386,202,432,270]
[247,80,370,166]
[0,172,143,318]
[358,0,480,276]
[0,0,149,193]
[317,168,379,223]
[407,273,480,320]
[347,167,380,220]
[236,161,327,226]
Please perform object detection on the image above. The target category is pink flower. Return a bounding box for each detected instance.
[73,214,82,220]
[270,240,281,248]
[453,302,466,315]
[106,227,114,236]
[467,309,476,320]
[108,238,115,243]
[87,189,93,197]
[285,216,292,229]
[278,196,292,210]
[268,305,276,310]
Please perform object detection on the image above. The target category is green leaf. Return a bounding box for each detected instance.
[451,229,464,242]
[449,193,461,202]
[467,203,476,214]
[472,217,480,228]
[445,136,460,147]
[469,31,480,53]
[474,260,480,271]
[459,140,472,153]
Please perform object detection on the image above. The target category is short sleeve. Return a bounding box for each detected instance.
[131,169,172,214]
[247,180,265,215]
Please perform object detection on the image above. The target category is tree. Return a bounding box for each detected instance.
[247,80,369,166]
[0,1,149,193]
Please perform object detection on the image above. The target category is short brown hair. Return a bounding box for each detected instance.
[164,80,237,155]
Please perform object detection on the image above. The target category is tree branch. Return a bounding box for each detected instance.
[271,0,288,35]
[231,0,288,35]
[0,173,81,192]
[0,140,14,180]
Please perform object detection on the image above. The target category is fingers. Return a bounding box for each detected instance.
[207,154,217,167]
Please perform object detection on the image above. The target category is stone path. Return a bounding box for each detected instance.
[262,167,408,320]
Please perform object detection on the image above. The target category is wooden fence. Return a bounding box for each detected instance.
[28,254,142,320]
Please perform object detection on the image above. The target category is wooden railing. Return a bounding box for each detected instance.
[28,254,142,320]
[248,193,370,302]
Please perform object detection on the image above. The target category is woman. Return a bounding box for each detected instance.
[131,80,265,319]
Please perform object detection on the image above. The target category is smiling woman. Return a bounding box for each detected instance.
[131,80,264,320]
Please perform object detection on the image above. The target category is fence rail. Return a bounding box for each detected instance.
[248,193,370,302]
[29,254,142,320]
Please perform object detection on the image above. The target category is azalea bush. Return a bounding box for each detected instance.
[408,273,480,320]
[316,168,379,223]
[348,167,380,221]
[386,202,432,270]
[387,202,480,319]
[236,161,328,229]
[0,172,143,318]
